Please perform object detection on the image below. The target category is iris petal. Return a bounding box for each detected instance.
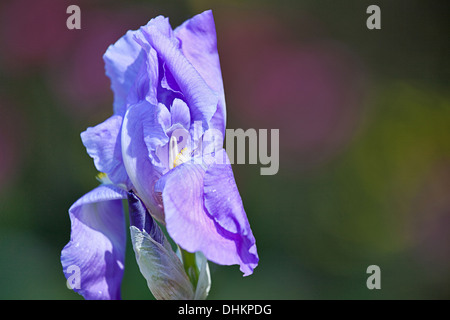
[80,115,129,187]
[61,185,127,300]
[127,190,164,244]
[103,30,146,116]
[174,10,226,135]
[157,160,258,276]
[139,18,218,129]
[170,98,190,130]
[121,101,165,222]
[203,149,259,276]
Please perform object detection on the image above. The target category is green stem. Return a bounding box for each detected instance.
[180,248,200,289]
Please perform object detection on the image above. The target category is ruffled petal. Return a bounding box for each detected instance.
[203,149,259,275]
[80,115,129,187]
[131,24,162,106]
[156,161,256,275]
[61,185,127,300]
[139,18,218,129]
[174,10,226,134]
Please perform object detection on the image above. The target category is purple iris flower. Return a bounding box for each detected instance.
[61,10,258,300]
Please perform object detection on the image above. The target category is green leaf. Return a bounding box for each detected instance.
[193,251,211,300]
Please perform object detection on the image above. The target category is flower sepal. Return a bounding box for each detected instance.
[128,190,211,300]
[178,248,211,300]
[130,226,195,299]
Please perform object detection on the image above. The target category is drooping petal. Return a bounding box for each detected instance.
[139,18,218,129]
[121,101,165,222]
[127,191,194,300]
[203,149,259,276]
[80,115,129,187]
[174,9,226,135]
[156,161,255,275]
[61,185,127,300]
[103,30,146,116]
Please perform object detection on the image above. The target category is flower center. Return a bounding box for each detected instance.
[168,135,191,169]
[96,172,112,184]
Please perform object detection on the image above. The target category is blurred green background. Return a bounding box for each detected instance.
[0,0,449,299]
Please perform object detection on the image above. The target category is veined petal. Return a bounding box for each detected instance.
[140,19,218,129]
[161,62,182,95]
[121,101,165,222]
[80,115,129,188]
[61,185,127,300]
[174,10,222,98]
[131,26,161,106]
[203,149,259,276]
[157,161,255,275]
[175,10,226,134]
[103,30,146,116]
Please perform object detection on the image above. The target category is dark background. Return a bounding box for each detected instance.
[0,0,449,299]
